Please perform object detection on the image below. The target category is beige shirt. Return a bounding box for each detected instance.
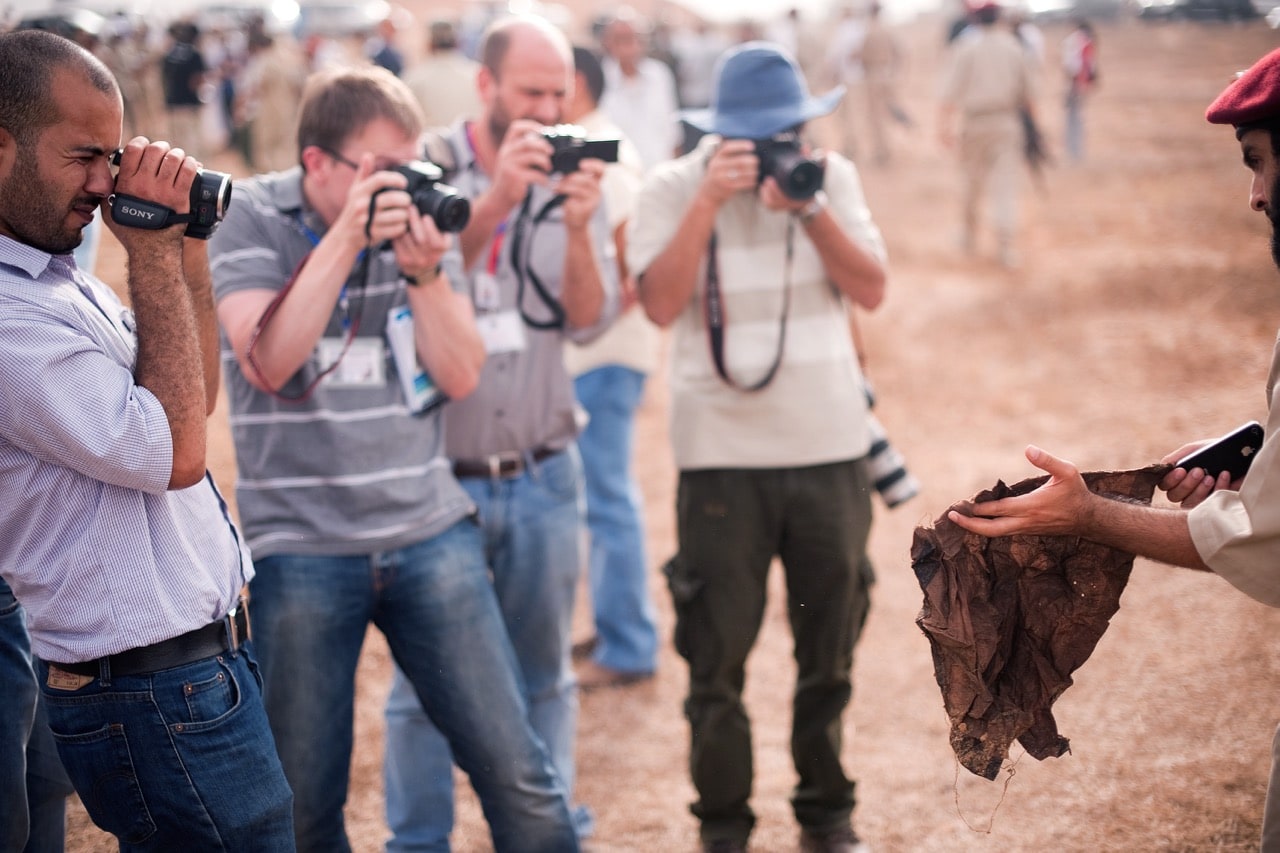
[1189,334,1280,607]
[628,137,886,471]
[562,109,662,378]
[404,51,482,130]
[939,26,1034,118]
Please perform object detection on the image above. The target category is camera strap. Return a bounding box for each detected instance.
[703,219,795,393]
[109,193,199,230]
[509,188,568,330]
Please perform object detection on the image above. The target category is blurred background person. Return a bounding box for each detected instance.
[404,18,481,129]
[161,19,208,161]
[235,27,306,173]
[599,8,680,172]
[937,0,1036,268]
[1061,17,1098,164]
[563,44,662,691]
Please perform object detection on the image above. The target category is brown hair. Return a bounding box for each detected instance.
[296,64,424,165]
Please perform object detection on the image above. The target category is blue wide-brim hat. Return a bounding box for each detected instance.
[680,41,845,139]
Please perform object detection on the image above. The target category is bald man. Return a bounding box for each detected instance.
[382,14,620,850]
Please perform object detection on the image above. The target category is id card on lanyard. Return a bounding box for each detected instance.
[475,218,526,354]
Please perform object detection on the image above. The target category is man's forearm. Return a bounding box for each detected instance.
[130,247,208,489]
[560,227,605,329]
[637,194,719,327]
[183,240,220,413]
[1081,495,1208,571]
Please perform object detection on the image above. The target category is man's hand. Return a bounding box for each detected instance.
[555,158,604,231]
[105,137,198,253]
[699,139,758,207]
[948,445,1097,538]
[1159,440,1235,508]
[328,153,416,254]
[489,119,553,209]
[391,207,451,281]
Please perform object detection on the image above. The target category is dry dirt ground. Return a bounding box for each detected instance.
[67,16,1280,853]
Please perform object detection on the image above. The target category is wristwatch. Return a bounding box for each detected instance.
[401,263,443,288]
[798,191,828,223]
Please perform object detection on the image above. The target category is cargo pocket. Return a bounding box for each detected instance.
[663,555,704,664]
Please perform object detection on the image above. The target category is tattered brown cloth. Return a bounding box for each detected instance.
[910,465,1170,780]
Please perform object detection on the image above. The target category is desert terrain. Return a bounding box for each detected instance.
[65,13,1280,853]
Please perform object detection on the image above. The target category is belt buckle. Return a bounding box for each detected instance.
[487,451,522,478]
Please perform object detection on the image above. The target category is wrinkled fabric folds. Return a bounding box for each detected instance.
[910,465,1168,779]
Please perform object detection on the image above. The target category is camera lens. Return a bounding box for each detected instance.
[779,159,823,201]
[414,187,471,233]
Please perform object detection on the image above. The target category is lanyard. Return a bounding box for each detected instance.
[703,217,796,393]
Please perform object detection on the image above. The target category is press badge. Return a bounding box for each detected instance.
[386,305,444,413]
[477,309,526,354]
[474,271,502,312]
[317,337,385,388]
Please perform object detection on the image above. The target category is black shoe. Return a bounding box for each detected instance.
[798,825,870,853]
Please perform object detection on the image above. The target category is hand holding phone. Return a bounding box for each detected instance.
[1175,421,1265,481]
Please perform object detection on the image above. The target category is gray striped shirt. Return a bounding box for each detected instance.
[209,168,473,558]
[0,235,251,663]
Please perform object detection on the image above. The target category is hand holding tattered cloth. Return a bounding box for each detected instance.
[910,465,1169,780]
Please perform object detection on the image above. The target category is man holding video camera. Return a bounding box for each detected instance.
[382,13,620,848]
[209,64,578,852]
[0,29,294,848]
[947,46,1280,851]
[628,42,887,853]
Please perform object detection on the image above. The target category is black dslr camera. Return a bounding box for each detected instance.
[541,125,620,174]
[381,161,471,233]
[108,148,232,239]
[754,132,824,201]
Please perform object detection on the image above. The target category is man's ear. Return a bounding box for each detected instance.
[476,65,494,103]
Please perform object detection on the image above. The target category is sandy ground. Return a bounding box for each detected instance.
[65,15,1280,853]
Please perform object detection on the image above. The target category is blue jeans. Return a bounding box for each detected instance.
[574,366,657,674]
[36,643,294,851]
[252,519,576,853]
[1,579,73,853]
[384,450,586,850]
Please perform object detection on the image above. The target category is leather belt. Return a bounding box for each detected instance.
[49,600,251,678]
[453,445,561,479]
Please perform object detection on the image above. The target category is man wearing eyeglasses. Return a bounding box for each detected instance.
[208,64,578,852]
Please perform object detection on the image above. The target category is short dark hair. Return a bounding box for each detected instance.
[572,45,605,107]
[296,65,424,164]
[0,29,116,146]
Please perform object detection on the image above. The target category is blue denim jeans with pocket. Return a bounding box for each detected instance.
[574,366,658,675]
[253,518,576,853]
[1,578,73,853]
[384,449,587,849]
[35,641,295,852]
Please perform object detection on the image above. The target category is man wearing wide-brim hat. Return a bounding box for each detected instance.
[628,41,887,853]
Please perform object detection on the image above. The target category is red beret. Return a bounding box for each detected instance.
[1206,47,1280,128]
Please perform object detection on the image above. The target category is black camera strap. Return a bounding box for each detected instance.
[509,188,568,330]
[109,193,200,230]
[703,219,795,393]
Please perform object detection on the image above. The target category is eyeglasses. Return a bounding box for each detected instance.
[318,146,360,171]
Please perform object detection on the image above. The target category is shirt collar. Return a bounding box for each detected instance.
[0,233,76,281]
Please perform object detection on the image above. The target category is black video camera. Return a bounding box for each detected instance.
[541,125,620,174]
[382,161,470,233]
[108,148,232,239]
[754,132,824,201]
